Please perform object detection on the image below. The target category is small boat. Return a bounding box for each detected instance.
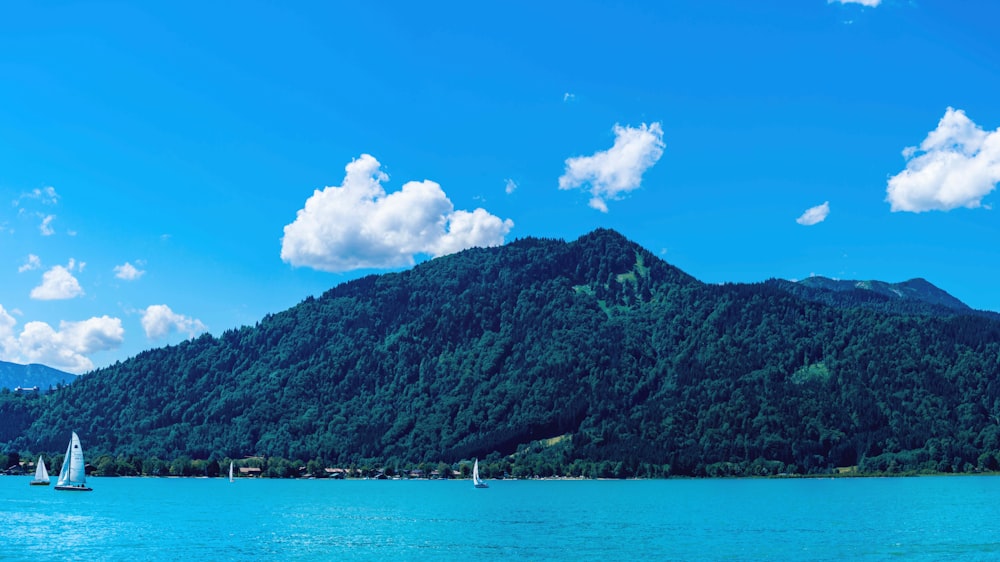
[472,459,489,489]
[30,457,50,486]
[54,432,92,492]
[229,461,234,483]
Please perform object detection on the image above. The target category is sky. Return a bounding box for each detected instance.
[2,0,1000,374]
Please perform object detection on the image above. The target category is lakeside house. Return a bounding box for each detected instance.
[239,467,262,477]
[324,468,349,479]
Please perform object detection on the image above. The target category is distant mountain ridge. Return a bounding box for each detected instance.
[800,276,969,309]
[765,275,989,318]
[0,361,76,393]
[3,228,1000,478]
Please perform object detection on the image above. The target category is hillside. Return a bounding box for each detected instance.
[3,229,1000,477]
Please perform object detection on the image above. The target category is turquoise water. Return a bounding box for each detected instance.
[3,475,1000,560]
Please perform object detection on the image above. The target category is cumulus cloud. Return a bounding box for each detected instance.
[30,261,84,300]
[141,304,207,340]
[886,108,1000,213]
[114,261,146,281]
[828,0,881,5]
[558,122,665,212]
[505,178,518,194]
[0,305,124,374]
[796,201,830,225]
[280,154,514,272]
[18,254,41,273]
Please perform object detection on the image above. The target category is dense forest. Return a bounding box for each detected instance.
[3,229,1000,478]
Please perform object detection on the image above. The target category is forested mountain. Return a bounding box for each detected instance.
[0,361,75,393]
[765,276,989,318]
[3,229,1000,478]
[797,276,971,311]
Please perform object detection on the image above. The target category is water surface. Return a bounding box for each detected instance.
[3,475,999,560]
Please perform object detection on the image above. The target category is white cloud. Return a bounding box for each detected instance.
[38,214,56,236]
[505,178,518,194]
[0,306,16,355]
[558,122,665,212]
[13,186,59,207]
[114,261,146,281]
[141,304,207,340]
[280,154,514,272]
[563,92,576,102]
[18,254,41,273]
[886,108,1000,213]
[11,188,61,235]
[796,201,830,225]
[431,208,512,256]
[828,0,881,6]
[30,262,84,300]
[0,305,124,374]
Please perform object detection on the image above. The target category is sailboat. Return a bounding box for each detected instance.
[30,457,50,486]
[54,432,92,492]
[229,461,234,483]
[472,459,488,489]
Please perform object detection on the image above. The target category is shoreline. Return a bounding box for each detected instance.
[10,470,999,481]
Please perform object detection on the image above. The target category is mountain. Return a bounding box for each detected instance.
[3,229,1000,478]
[765,276,985,318]
[0,361,76,393]
[802,277,969,309]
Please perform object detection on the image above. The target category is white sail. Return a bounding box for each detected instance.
[229,461,234,483]
[54,432,91,491]
[56,436,73,486]
[30,457,50,485]
[472,459,488,488]
[36,458,49,481]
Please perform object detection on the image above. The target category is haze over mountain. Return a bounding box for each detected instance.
[3,229,999,477]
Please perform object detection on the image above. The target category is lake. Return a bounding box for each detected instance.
[3,475,999,560]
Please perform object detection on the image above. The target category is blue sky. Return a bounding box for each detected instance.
[2,0,999,373]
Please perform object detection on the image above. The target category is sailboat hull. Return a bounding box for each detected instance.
[54,484,93,492]
[29,481,50,486]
